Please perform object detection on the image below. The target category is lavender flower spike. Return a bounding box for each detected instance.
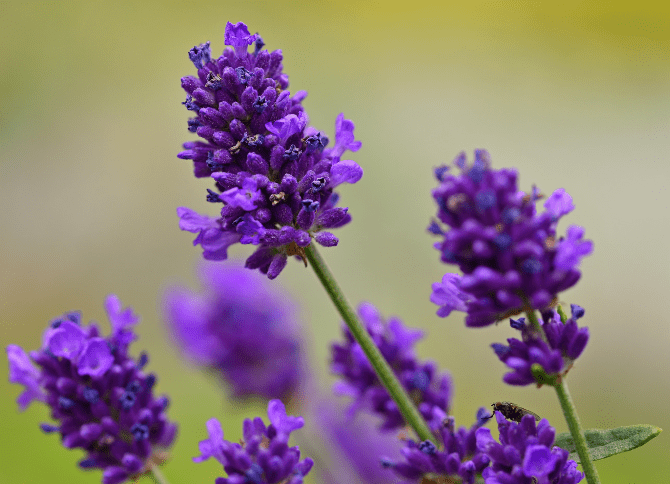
[163,261,305,401]
[331,302,452,432]
[429,150,593,326]
[6,296,177,484]
[194,399,313,484]
[476,411,584,484]
[492,304,590,386]
[178,21,362,278]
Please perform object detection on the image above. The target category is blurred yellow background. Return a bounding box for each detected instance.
[1,1,668,483]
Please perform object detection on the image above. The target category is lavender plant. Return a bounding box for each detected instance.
[6,19,662,484]
[176,22,361,279]
[6,296,177,484]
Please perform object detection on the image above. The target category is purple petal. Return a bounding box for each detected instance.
[236,214,266,245]
[78,338,114,377]
[544,188,574,218]
[6,345,46,410]
[555,225,593,271]
[325,113,362,160]
[45,321,86,360]
[177,206,216,233]
[224,21,258,51]
[329,160,363,187]
[193,418,226,464]
[265,113,307,144]
[220,178,262,211]
[430,273,471,317]
[523,444,559,477]
[267,399,304,434]
[105,294,139,335]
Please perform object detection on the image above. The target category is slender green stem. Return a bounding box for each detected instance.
[304,244,434,443]
[553,380,600,484]
[148,463,170,484]
[524,309,549,345]
[524,308,542,332]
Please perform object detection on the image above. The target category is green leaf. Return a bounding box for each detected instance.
[555,425,662,463]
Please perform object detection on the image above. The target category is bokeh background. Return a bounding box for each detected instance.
[1,1,668,482]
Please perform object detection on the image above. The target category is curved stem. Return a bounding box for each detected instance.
[304,244,434,443]
[524,309,549,345]
[524,308,542,332]
[553,379,600,484]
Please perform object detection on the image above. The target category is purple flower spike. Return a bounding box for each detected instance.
[163,262,305,401]
[193,399,313,484]
[331,302,452,432]
[6,296,177,483]
[429,150,593,326]
[382,410,491,484]
[177,22,362,278]
[476,412,583,484]
[492,305,590,386]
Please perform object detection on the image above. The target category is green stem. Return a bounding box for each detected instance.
[304,244,434,443]
[524,308,542,332]
[524,309,549,345]
[553,380,600,484]
[148,463,170,484]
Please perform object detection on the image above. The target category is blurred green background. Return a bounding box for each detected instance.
[1,1,668,482]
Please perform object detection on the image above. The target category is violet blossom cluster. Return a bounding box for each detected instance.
[178,21,362,279]
[492,304,590,386]
[429,150,593,326]
[331,302,452,432]
[381,409,492,484]
[6,295,177,484]
[163,262,305,401]
[193,399,313,484]
[476,412,584,484]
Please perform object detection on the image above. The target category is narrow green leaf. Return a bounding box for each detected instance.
[555,425,662,463]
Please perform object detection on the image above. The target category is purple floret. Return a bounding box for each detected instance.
[178,21,363,278]
[476,412,583,484]
[331,302,452,432]
[492,304,590,386]
[6,295,177,484]
[429,150,593,326]
[162,262,306,401]
[381,409,492,484]
[193,399,313,484]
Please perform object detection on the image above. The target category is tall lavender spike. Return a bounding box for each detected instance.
[6,295,177,484]
[429,150,593,326]
[178,21,362,279]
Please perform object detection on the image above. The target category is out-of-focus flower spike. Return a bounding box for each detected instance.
[163,262,306,401]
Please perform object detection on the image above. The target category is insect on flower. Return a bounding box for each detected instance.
[486,401,540,423]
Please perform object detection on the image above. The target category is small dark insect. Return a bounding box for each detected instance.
[486,401,540,423]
